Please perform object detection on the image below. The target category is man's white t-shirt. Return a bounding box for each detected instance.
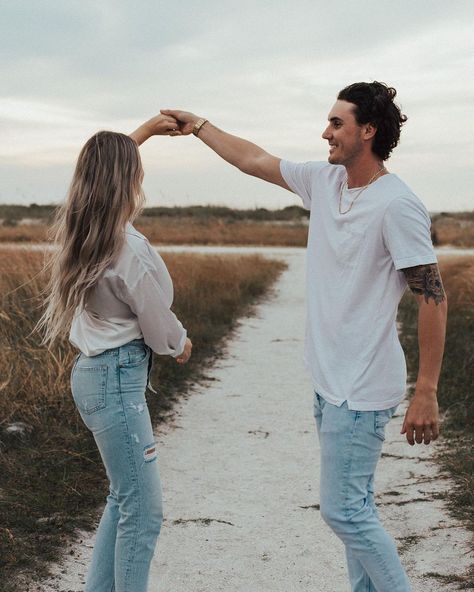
[280,160,437,411]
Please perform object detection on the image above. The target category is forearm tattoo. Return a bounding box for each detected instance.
[402,264,446,305]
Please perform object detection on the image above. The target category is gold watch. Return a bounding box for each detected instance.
[192,118,209,137]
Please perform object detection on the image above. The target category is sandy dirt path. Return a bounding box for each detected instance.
[37,249,471,591]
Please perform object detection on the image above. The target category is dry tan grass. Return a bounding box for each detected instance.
[432,217,474,248]
[0,248,285,427]
[3,214,474,248]
[438,255,474,308]
[135,217,309,246]
[0,218,309,246]
[0,247,286,584]
[0,223,49,242]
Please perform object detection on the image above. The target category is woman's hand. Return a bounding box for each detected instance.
[160,110,201,135]
[175,338,192,365]
[129,114,181,146]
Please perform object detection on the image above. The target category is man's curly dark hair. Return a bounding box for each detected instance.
[337,81,407,161]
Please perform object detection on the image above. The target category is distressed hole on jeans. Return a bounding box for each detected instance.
[129,402,145,414]
[143,443,157,463]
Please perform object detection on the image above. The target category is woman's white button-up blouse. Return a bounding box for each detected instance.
[69,223,187,357]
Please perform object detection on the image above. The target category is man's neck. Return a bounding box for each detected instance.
[345,158,387,189]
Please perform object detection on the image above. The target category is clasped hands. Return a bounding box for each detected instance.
[131,111,201,144]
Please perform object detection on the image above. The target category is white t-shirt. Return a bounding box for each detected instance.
[69,223,187,357]
[280,160,437,411]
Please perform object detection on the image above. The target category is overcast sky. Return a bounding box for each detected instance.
[2,0,473,212]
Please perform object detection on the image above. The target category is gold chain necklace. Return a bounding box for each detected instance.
[339,167,387,215]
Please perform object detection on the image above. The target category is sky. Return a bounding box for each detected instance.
[1,0,474,212]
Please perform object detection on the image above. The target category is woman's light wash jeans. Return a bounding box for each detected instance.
[313,392,411,592]
[71,339,163,592]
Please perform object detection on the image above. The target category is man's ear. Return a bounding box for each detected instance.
[363,122,377,140]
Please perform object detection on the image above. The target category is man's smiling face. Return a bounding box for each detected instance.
[321,100,365,166]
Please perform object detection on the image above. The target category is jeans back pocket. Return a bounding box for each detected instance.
[71,365,108,415]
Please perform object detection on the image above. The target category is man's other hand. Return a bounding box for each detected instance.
[401,389,439,445]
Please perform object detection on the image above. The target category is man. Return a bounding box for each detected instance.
[133,81,447,591]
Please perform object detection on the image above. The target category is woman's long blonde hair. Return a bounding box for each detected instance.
[37,131,145,346]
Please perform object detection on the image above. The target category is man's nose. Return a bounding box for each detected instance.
[322,126,331,140]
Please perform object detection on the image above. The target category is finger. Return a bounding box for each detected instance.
[169,131,182,137]
[163,115,178,124]
[400,418,406,435]
[414,425,424,444]
[431,422,440,440]
[423,426,432,445]
[404,420,414,444]
[165,124,180,135]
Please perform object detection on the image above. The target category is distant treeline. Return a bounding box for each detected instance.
[0,203,310,224]
[140,204,310,221]
[432,211,474,222]
[0,204,56,222]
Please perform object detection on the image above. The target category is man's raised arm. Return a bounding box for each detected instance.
[152,110,290,191]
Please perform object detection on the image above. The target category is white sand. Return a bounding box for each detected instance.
[34,249,471,591]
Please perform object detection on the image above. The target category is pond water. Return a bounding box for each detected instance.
[1,243,474,257]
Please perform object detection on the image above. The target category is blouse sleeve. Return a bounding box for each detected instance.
[117,271,187,357]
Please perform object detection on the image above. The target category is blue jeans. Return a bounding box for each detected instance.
[71,339,163,592]
[313,393,411,592]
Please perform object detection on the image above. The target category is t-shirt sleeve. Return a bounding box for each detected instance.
[382,194,437,270]
[280,160,328,210]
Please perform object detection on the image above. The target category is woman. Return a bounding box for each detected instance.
[37,115,192,592]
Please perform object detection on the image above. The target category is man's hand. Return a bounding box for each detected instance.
[129,114,181,145]
[175,338,192,365]
[401,388,439,445]
[160,109,201,135]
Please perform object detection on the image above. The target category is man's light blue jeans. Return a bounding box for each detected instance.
[71,339,163,592]
[313,392,411,592]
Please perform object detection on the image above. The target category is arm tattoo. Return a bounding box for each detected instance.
[402,264,446,305]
